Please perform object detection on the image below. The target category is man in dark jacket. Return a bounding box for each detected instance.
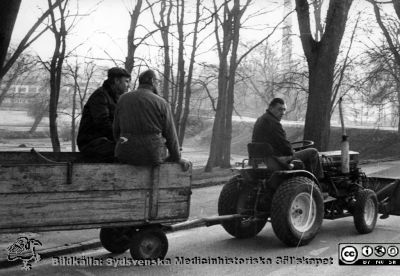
[77,67,131,161]
[252,98,324,179]
[113,69,190,170]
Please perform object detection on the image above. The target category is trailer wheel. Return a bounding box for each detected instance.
[271,176,323,246]
[100,227,130,254]
[130,227,168,260]
[218,176,267,239]
[353,189,378,234]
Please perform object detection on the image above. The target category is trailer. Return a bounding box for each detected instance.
[0,149,192,260]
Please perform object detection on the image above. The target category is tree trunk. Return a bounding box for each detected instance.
[29,108,47,134]
[159,0,173,102]
[304,54,335,150]
[48,0,68,152]
[296,0,353,151]
[125,0,143,74]
[178,0,201,145]
[206,0,247,171]
[0,0,21,72]
[71,85,77,152]
[174,0,186,137]
[221,0,242,168]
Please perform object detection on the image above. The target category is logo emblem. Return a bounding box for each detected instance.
[362,245,373,257]
[374,245,386,257]
[387,246,399,257]
[7,237,42,270]
[341,246,358,263]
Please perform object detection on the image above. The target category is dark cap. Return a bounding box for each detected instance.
[107,67,131,79]
[138,69,157,85]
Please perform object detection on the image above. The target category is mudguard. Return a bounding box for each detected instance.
[268,170,319,190]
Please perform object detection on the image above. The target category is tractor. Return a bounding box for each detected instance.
[218,140,386,246]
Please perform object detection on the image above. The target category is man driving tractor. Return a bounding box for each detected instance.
[252,98,324,179]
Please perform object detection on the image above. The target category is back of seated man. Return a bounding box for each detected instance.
[252,98,324,179]
[113,69,190,171]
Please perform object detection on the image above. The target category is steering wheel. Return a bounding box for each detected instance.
[291,140,314,151]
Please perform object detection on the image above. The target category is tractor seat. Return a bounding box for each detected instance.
[247,142,304,171]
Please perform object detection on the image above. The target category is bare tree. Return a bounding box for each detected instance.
[0,0,65,82]
[0,52,36,106]
[146,0,205,145]
[205,0,291,171]
[205,0,252,171]
[125,0,143,74]
[330,14,360,117]
[237,42,308,120]
[64,59,98,151]
[296,0,353,151]
[43,0,70,152]
[176,0,202,144]
[362,0,400,133]
[148,0,173,101]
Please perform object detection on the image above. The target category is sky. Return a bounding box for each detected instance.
[9,0,393,74]
[11,0,300,68]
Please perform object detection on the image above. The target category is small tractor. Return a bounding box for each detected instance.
[218,140,400,246]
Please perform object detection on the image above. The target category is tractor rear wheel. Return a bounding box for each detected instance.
[353,189,378,234]
[271,176,323,246]
[218,176,267,239]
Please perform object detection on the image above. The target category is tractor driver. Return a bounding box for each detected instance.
[252,98,324,179]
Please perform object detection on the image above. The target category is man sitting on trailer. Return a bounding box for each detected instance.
[77,67,131,162]
[252,98,324,179]
[113,69,190,171]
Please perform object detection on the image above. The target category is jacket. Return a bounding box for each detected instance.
[251,110,293,156]
[113,84,180,165]
[77,80,118,150]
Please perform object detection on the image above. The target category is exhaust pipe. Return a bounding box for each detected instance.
[339,97,349,173]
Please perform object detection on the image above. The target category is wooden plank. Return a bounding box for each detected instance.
[158,163,192,188]
[0,188,190,230]
[157,188,191,202]
[0,164,153,193]
[156,201,190,219]
[0,163,190,193]
[0,191,149,229]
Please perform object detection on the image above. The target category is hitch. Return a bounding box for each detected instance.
[166,214,247,232]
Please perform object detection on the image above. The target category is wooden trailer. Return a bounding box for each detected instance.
[0,149,192,259]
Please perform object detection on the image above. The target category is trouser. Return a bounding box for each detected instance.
[79,137,115,162]
[294,148,324,179]
[114,133,166,166]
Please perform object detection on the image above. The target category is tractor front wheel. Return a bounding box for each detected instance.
[353,189,378,234]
